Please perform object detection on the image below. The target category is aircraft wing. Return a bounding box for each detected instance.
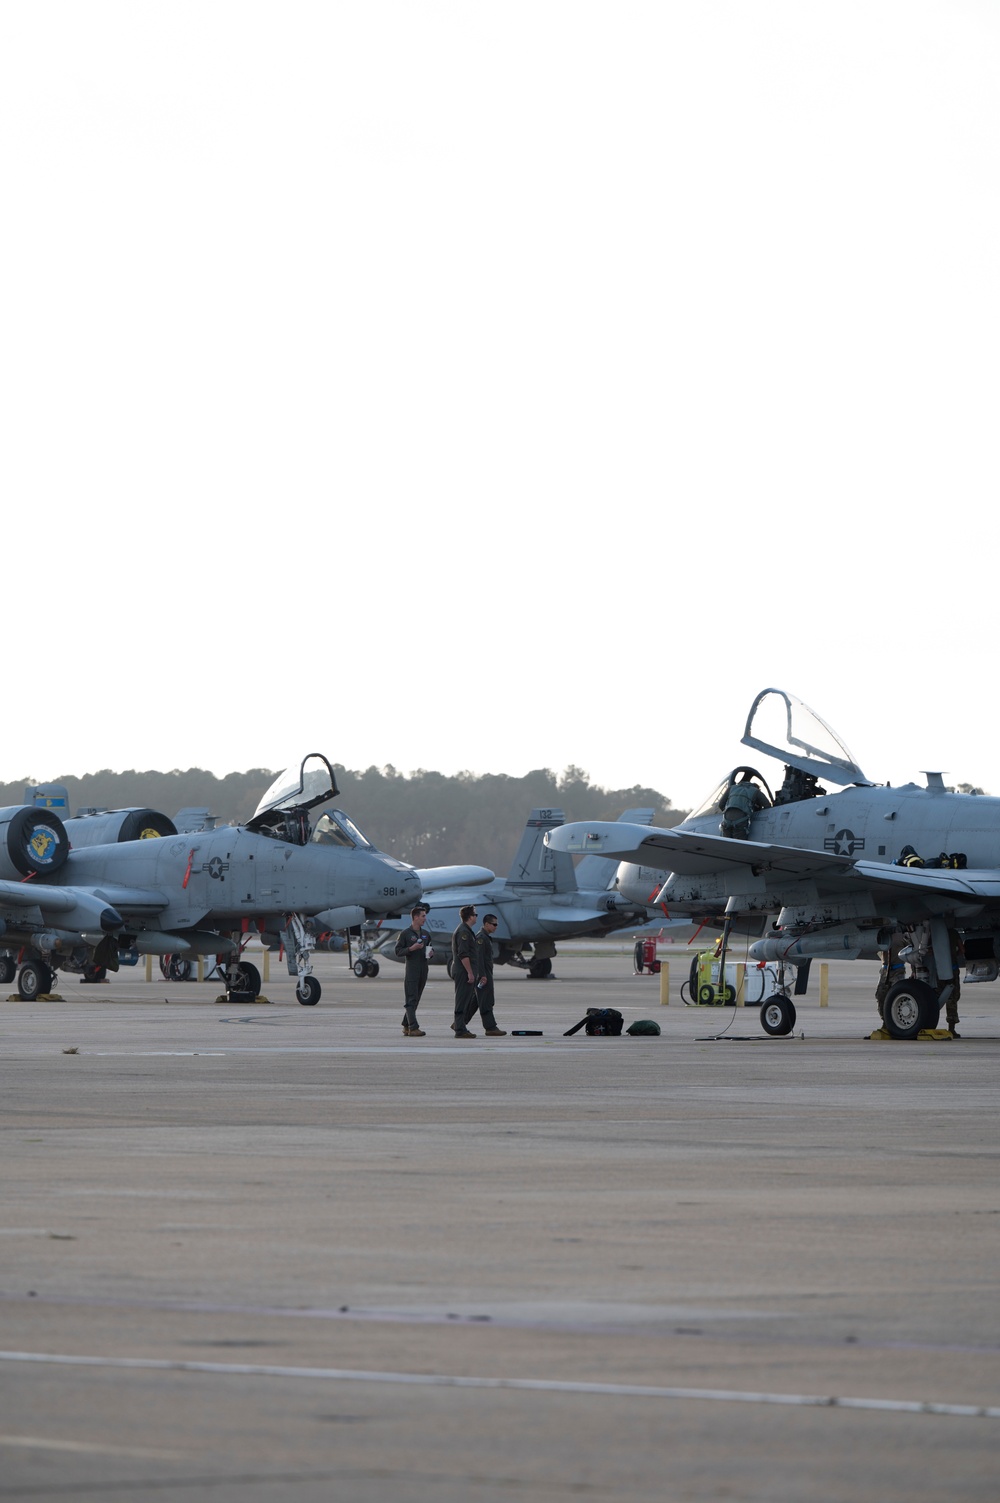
[86,884,170,914]
[849,862,1000,905]
[0,879,127,932]
[546,822,857,880]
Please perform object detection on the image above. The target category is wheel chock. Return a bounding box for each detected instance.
[214,994,272,1004]
[868,1026,954,1041]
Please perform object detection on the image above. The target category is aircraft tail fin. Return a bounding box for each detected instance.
[574,808,656,892]
[507,809,576,891]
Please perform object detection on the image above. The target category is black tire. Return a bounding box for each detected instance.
[81,963,107,984]
[18,960,52,1001]
[353,960,367,978]
[366,960,379,978]
[723,984,736,1005]
[760,995,796,1036]
[698,983,715,1005]
[235,961,261,998]
[883,979,939,1039]
[0,955,16,984]
[297,975,321,1005]
[446,959,455,980]
[528,958,552,980]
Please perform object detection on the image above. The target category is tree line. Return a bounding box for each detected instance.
[4,764,687,877]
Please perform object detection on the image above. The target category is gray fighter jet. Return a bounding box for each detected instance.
[546,688,1000,1039]
[0,754,421,1004]
[373,807,659,979]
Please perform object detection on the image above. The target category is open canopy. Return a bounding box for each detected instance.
[741,688,869,786]
[251,754,340,821]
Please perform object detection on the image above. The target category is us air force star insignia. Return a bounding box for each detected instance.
[824,829,864,857]
[205,856,229,880]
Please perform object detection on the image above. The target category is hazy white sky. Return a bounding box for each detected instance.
[2,2,998,812]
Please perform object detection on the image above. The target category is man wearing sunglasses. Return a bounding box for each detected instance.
[473,913,507,1036]
[451,905,479,1038]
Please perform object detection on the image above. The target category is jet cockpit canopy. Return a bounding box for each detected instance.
[741,688,870,788]
[246,753,340,844]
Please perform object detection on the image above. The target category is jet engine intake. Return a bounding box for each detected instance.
[0,806,71,879]
[62,808,178,847]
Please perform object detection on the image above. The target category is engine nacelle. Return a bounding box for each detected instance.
[0,806,70,879]
[62,808,178,847]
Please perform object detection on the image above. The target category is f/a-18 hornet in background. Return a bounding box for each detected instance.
[546,688,1000,1039]
[0,755,424,1004]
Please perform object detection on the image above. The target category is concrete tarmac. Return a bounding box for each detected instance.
[1,945,999,1501]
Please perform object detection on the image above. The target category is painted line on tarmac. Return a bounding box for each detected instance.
[1,1351,997,1419]
[0,1433,182,1460]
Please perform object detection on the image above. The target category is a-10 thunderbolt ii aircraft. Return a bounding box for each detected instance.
[0,755,424,1003]
[371,807,660,978]
[546,688,1000,1039]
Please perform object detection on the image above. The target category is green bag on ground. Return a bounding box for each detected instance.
[626,1019,661,1036]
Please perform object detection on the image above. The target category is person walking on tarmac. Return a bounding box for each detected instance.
[473,913,507,1037]
[451,905,479,1037]
[395,903,432,1036]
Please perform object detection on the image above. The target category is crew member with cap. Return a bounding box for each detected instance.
[473,913,507,1036]
[394,903,432,1036]
[451,905,479,1037]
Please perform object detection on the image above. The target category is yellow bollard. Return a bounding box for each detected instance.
[820,962,829,1007]
[659,961,669,1005]
[145,954,152,983]
[197,956,204,982]
[262,949,270,983]
[736,963,746,1007]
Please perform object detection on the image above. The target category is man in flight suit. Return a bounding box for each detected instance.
[451,905,479,1037]
[473,913,507,1036]
[394,903,432,1036]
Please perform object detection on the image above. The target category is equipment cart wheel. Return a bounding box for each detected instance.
[296,975,321,1005]
[882,979,939,1039]
[760,995,796,1036]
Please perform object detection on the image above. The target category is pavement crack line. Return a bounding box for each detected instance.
[0,1351,997,1420]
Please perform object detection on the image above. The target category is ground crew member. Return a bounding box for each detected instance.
[394,903,432,1036]
[451,905,479,1037]
[472,913,506,1036]
[944,927,964,1036]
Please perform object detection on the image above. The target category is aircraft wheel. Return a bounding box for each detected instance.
[297,975,321,1005]
[528,958,552,980]
[366,960,380,978]
[0,955,16,984]
[353,960,367,978]
[882,979,939,1039]
[698,983,715,1005]
[234,961,261,998]
[18,960,52,1001]
[81,963,107,984]
[446,959,455,980]
[760,995,796,1036]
